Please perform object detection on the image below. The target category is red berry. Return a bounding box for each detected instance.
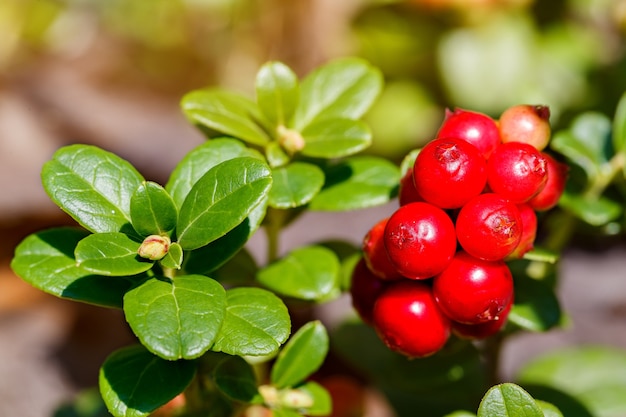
[507,203,537,260]
[456,193,522,261]
[499,104,551,150]
[487,141,548,203]
[373,280,450,358]
[350,258,388,325]
[437,108,501,159]
[452,300,512,340]
[384,202,457,279]
[433,251,514,324]
[362,218,402,280]
[527,153,568,211]
[398,167,423,206]
[413,137,487,209]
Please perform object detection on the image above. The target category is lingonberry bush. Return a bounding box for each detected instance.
[9,57,626,417]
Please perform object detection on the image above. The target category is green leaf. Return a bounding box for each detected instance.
[123,275,226,360]
[300,118,371,158]
[130,181,177,237]
[293,57,383,130]
[477,383,544,417]
[298,381,332,416]
[212,287,291,357]
[257,245,340,301]
[551,112,612,182]
[42,145,144,234]
[518,346,626,417]
[309,156,400,211]
[444,412,477,417]
[181,89,270,146]
[160,242,183,270]
[11,227,134,308]
[269,162,325,209]
[537,400,564,417]
[612,91,626,158]
[559,190,622,226]
[209,248,258,285]
[176,157,272,250]
[99,345,196,417]
[509,273,561,332]
[166,138,264,209]
[214,355,262,403]
[271,321,329,388]
[522,247,559,264]
[400,148,421,177]
[75,233,153,276]
[265,141,291,168]
[256,61,299,126]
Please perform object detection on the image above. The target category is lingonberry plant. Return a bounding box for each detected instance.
[9,57,626,417]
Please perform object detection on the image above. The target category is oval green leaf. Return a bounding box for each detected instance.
[257,245,340,301]
[99,345,196,417]
[271,321,329,388]
[293,57,383,130]
[176,157,272,250]
[537,400,564,417]
[75,232,153,276]
[211,287,291,357]
[214,355,262,403]
[42,145,144,234]
[181,89,270,146]
[265,141,291,168]
[269,162,325,209]
[123,275,226,360]
[298,381,333,416]
[558,191,622,226]
[256,61,299,126]
[309,156,400,211]
[300,118,371,159]
[10,227,134,308]
[160,242,183,270]
[509,274,561,332]
[477,383,544,417]
[130,181,177,236]
[166,138,264,209]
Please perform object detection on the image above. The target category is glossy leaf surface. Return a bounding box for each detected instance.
[75,233,152,276]
[269,162,325,209]
[214,355,262,403]
[477,383,543,417]
[130,181,177,236]
[256,61,299,125]
[300,118,371,158]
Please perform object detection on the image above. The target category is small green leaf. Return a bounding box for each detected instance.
[522,247,559,264]
[300,118,371,158]
[257,245,340,301]
[160,242,183,270]
[309,156,400,211]
[293,57,383,130]
[99,345,196,417]
[537,400,564,417]
[269,163,325,209]
[612,91,626,158]
[130,181,177,236]
[509,275,561,332]
[124,275,226,360]
[400,148,421,177]
[271,321,329,388]
[298,381,332,416]
[75,233,153,276]
[559,191,622,226]
[212,287,291,357]
[477,383,544,417]
[11,227,134,308]
[176,157,272,250]
[181,89,270,146]
[256,61,299,126]
[42,145,144,234]
[166,138,264,209]
[214,355,262,403]
[265,141,291,168]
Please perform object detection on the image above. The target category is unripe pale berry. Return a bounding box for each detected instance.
[413,137,487,209]
[437,108,501,159]
[433,251,514,324]
[373,280,451,358]
[499,104,551,150]
[384,202,457,279]
[362,218,402,280]
[456,193,522,261]
[487,141,548,203]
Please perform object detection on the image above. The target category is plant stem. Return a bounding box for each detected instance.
[482,332,505,387]
[264,207,287,263]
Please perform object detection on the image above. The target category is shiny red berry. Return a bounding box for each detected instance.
[384,202,457,279]
[413,137,487,209]
[499,104,551,151]
[507,203,537,260]
[487,141,548,203]
[350,258,388,326]
[437,108,501,159]
[362,218,402,280]
[433,251,514,324]
[456,193,522,261]
[373,280,451,358]
[452,300,512,340]
[527,152,568,211]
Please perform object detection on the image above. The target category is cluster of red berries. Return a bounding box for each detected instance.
[350,105,568,358]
